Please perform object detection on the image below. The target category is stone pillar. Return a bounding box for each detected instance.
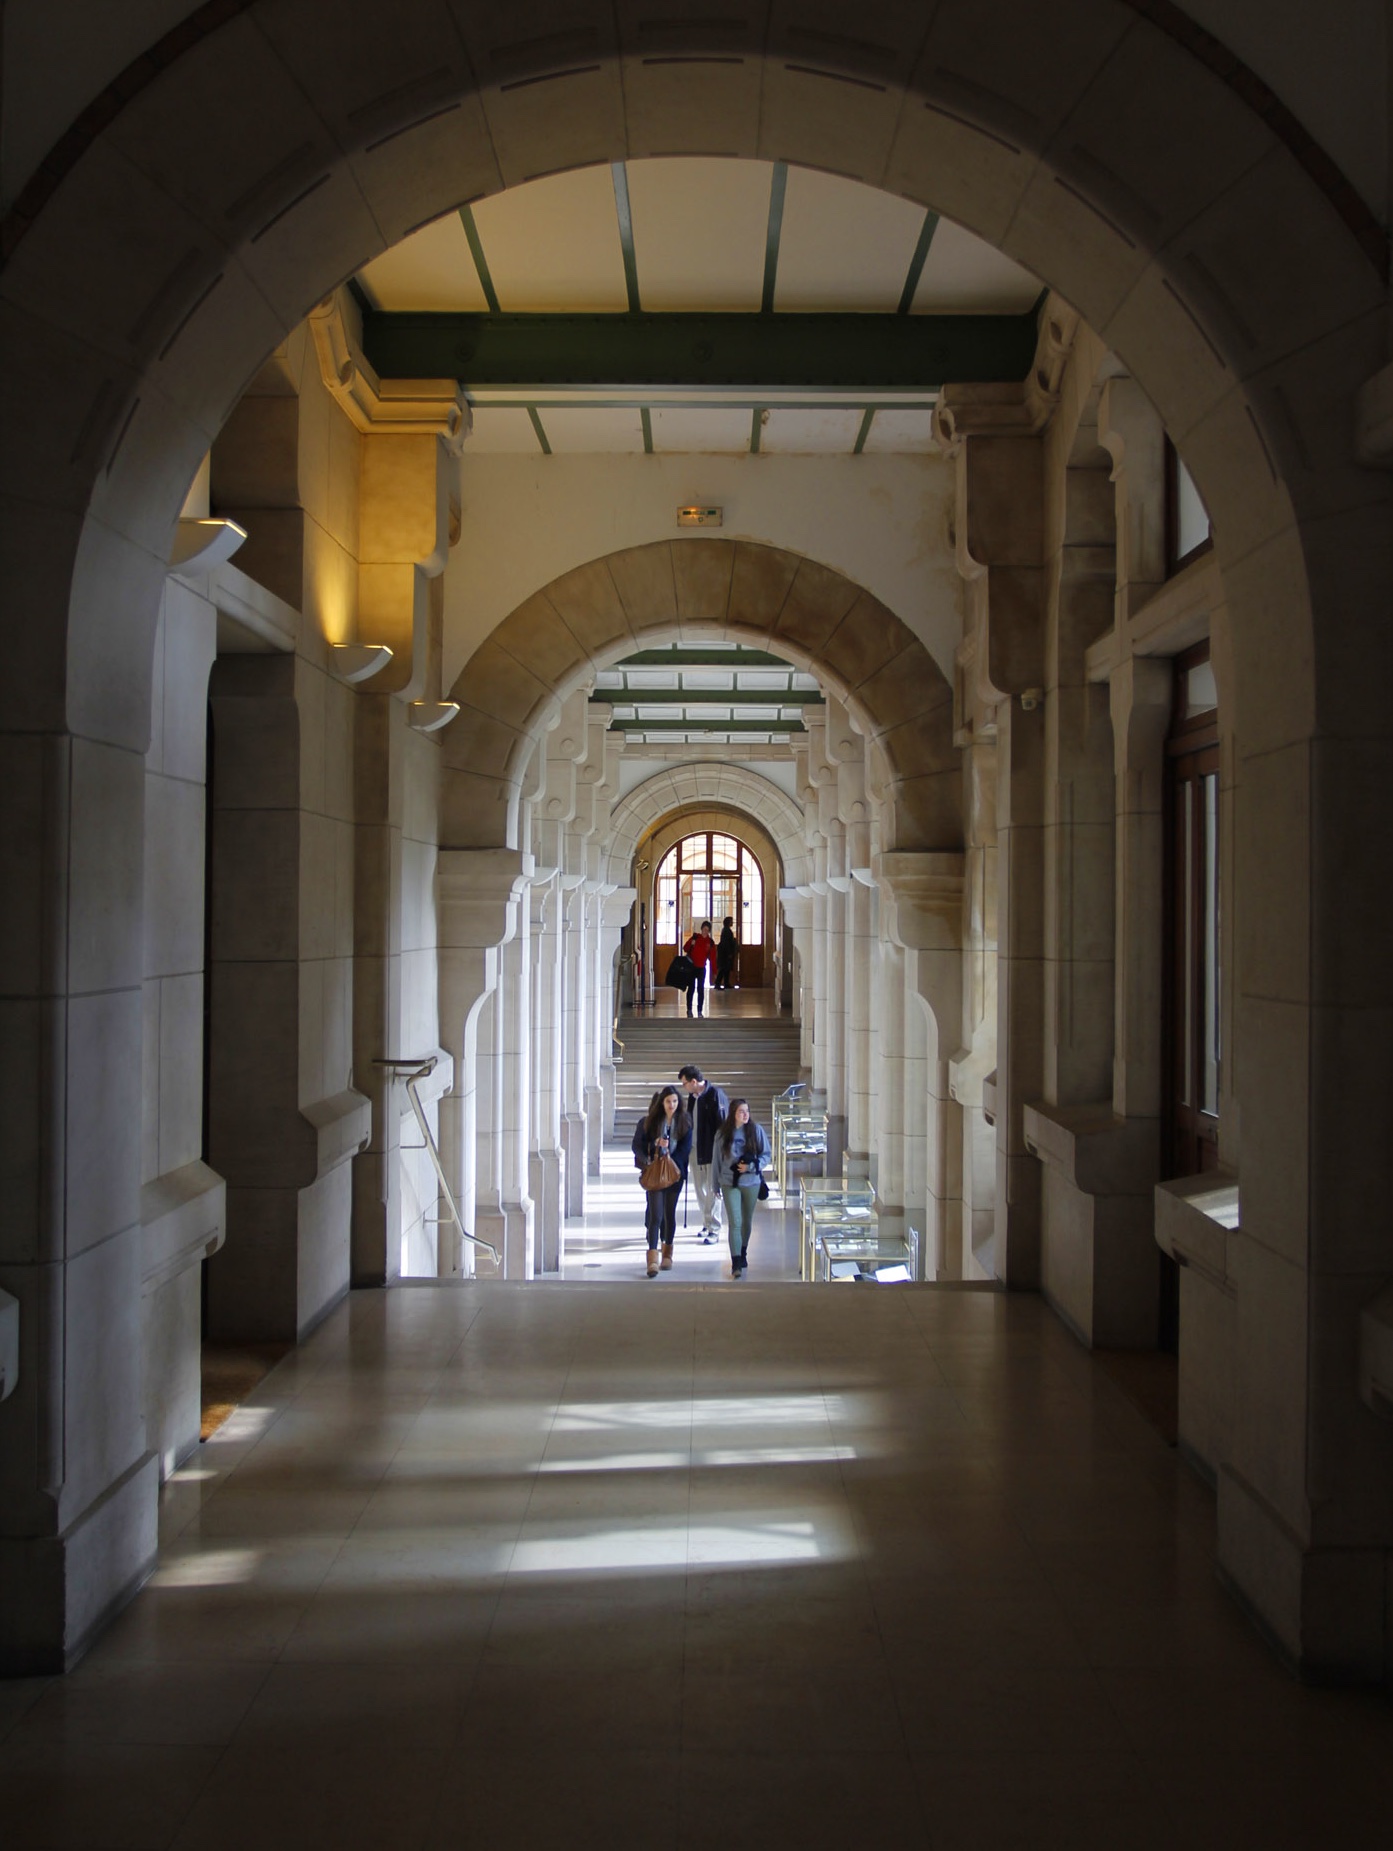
[599,888,639,1139]
[949,738,999,1280]
[436,849,527,1278]
[528,873,564,1271]
[937,394,1048,1289]
[350,693,404,1287]
[493,910,535,1279]
[873,938,908,1243]
[0,727,161,1673]
[559,879,589,1216]
[879,854,966,1283]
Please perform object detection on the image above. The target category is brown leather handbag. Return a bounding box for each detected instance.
[640,1151,680,1191]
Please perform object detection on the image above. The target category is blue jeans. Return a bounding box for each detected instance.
[721,1185,757,1262]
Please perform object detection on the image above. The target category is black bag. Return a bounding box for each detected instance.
[757,1175,770,1201]
[666,953,695,988]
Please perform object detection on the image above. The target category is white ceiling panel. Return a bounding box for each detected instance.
[358,212,488,312]
[541,407,646,453]
[859,409,939,453]
[775,168,926,313]
[912,218,1041,314]
[626,157,770,311]
[760,408,864,454]
[465,406,545,453]
[472,166,629,312]
[650,407,752,453]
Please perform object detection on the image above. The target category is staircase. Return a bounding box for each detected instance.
[611,1007,805,1142]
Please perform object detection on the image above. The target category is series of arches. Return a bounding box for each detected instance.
[1,2,1389,1684]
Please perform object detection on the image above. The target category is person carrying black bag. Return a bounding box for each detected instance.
[631,1086,692,1277]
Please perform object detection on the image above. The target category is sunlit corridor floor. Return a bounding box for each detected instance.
[3,1285,1391,1849]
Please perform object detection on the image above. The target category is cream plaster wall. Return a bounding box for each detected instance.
[446,453,961,688]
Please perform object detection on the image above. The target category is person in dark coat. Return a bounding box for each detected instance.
[631,1086,692,1277]
[678,1063,729,1245]
[714,916,739,989]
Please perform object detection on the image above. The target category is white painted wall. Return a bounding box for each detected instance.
[446,452,962,686]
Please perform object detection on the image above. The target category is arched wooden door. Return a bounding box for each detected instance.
[654,832,766,987]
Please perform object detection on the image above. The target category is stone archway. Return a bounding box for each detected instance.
[3,1,1390,1680]
[445,540,956,854]
[606,764,810,889]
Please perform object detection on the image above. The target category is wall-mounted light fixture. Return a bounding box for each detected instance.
[330,642,394,684]
[167,517,247,575]
[408,700,460,732]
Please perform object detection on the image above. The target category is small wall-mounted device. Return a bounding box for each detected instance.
[1020,687,1045,711]
[677,506,722,528]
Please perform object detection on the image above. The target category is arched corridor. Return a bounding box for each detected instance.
[2,9,1392,1834]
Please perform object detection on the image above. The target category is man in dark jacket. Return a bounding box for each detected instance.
[679,1063,729,1246]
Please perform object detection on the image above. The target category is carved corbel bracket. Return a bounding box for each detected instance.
[877,851,966,951]
[602,886,638,930]
[310,289,470,449]
[437,848,529,950]
[779,887,814,932]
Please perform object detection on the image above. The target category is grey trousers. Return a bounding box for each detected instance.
[691,1161,722,1230]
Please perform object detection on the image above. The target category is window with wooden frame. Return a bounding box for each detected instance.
[1165,439,1213,576]
[1163,641,1221,1181]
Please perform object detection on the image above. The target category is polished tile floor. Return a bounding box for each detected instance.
[3,1284,1390,1848]
[561,1143,801,1282]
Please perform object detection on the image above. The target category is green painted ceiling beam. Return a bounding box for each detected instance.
[606,718,806,734]
[360,306,1039,389]
[618,647,797,667]
[594,689,825,707]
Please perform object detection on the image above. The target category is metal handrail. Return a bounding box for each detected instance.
[373,1057,500,1263]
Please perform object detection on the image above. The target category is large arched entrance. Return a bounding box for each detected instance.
[2,3,1389,1685]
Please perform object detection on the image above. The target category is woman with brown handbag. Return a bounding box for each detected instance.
[631,1086,692,1277]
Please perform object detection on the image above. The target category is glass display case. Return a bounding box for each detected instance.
[796,1177,876,1280]
[815,1223,920,1284]
[772,1092,827,1196]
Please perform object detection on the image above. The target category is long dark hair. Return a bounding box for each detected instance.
[643,1086,689,1144]
[718,1097,763,1155]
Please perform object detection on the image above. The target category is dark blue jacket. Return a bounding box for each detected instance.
[689,1082,729,1165]
[632,1114,692,1182]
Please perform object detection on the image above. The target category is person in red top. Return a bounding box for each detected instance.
[683,920,716,1017]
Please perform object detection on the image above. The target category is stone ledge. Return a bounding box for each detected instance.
[1154,1169,1240,1294]
[302,1089,372,1178]
[1023,1101,1158,1197]
[140,1160,226,1293]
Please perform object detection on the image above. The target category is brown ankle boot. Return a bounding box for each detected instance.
[646,1247,660,1277]
[660,1242,674,1271]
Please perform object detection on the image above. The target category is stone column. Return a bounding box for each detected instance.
[599,888,639,1140]
[948,738,999,1280]
[436,849,526,1277]
[880,853,966,1282]
[937,393,1048,1288]
[528,873,564,1271]
[559,878,589,1216]
[873,937,909,1244]
[491,901,536,1279]
[350,693,404,1287]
